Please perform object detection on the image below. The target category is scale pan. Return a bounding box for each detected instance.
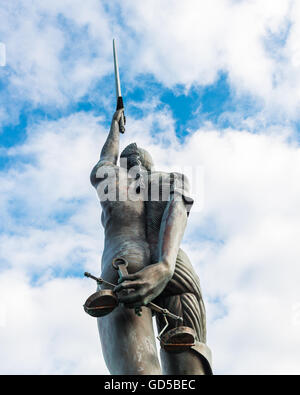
[84,290,118,318]
[160,326,196,353]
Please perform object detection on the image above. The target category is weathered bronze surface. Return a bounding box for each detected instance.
[86,108,213,375]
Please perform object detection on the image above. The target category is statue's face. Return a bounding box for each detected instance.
[124,152,141,170]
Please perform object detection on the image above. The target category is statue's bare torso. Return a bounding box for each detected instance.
[94,164,151,285]
[96,167,184,278]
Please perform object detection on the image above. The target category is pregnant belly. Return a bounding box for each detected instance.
[100,236,151,286]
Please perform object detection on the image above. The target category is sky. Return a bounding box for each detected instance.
[0,0,300,375]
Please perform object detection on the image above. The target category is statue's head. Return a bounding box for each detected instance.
[120,143,153,171]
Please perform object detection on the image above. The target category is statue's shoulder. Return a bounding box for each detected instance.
[90,160,118,188]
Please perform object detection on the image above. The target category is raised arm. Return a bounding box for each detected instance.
[100,109,124,163]
[90,109,123,188]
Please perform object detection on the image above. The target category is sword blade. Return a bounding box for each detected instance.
[113,38,122,98]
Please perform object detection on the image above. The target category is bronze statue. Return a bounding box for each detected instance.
[84,40,212,375]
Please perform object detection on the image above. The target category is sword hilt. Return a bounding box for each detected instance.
[119,114,125,134]
[116,96,125,133]
[113,39,125,134]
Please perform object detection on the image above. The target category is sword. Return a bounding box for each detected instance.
[113,39,125,133]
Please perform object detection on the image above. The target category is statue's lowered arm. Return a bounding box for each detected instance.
[157,174,193,275]
[157,194,188,277]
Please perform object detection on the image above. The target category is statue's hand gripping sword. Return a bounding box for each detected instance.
[113,39,126,133]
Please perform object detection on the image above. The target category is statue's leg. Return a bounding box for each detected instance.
[97,304,161,375]
[154,249,212,375]
[156,292,212,375]
[160,346,206,375]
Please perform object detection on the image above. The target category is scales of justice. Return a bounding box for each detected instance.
[83,39,213,375]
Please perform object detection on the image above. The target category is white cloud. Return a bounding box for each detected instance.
[0,1,113,105]
[176,127,300,374]
[0,113,106,276]
[0,42,6,66]
[120,0,300,119]
[0,271,108,374]
[1,0,300,120]
[1,0,300,375]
